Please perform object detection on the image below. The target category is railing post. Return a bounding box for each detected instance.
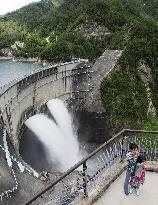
[121,131,126,162]
[83,162,88,197]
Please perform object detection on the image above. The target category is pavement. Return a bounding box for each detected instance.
[93,171,158,205]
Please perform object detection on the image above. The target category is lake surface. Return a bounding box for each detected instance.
[0,60,42,87]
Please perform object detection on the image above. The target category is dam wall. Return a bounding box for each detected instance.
[0,61,92,151]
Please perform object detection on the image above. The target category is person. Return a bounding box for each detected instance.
[124,143,139,195]
[130,155,146,196]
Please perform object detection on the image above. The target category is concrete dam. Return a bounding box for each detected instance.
[0,50,124,204]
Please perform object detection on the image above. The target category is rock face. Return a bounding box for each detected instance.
[74,110,110,143]
[75,22,111,39]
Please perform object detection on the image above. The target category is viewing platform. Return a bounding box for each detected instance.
[94,171,158,205]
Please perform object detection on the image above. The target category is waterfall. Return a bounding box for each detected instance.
[25,99,81,171]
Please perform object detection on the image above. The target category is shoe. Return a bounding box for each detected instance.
[136,189,140,196]
[129,188,133,194]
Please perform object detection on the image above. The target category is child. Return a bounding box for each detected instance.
[130,155,146,196]
[124,143,139,195]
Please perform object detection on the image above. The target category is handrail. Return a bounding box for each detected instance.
[23,129,158,205]
[124,129,158,134]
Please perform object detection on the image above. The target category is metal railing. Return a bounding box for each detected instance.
[23,129,158,205]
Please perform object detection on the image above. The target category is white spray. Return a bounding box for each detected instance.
[25,99,81,171]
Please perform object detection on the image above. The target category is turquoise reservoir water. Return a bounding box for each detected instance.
[0,60,42,87]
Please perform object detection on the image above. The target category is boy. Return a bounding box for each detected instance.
[124,143,139,195]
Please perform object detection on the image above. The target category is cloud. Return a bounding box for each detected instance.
[0,0,40,15]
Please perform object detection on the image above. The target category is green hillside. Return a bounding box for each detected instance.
[1,0,54,31]
[1,0,158,131]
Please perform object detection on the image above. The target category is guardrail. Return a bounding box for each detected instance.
[23,129,158,205]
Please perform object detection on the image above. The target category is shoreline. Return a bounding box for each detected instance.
[0,56,49,66]
[0,56,13,60]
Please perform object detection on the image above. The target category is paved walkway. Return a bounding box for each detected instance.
[93,171,158,205]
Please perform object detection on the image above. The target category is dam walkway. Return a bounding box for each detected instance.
[94,171,158,205]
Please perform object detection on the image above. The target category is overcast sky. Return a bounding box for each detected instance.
[0,0,40,15]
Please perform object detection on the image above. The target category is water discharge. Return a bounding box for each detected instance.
[25,99,81,172]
